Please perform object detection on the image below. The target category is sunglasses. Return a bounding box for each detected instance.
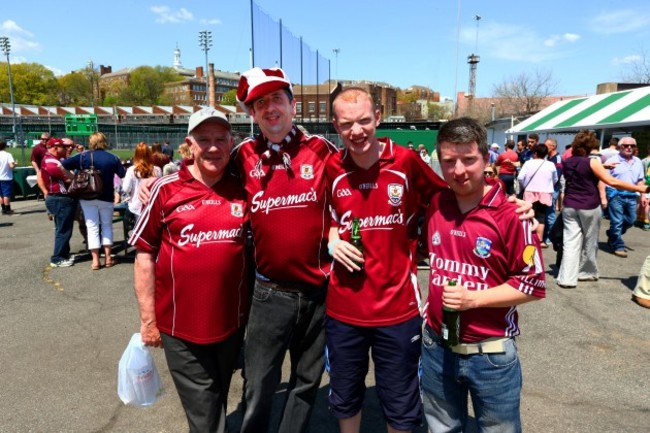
[621,144,636,149]
[484,171,495,175]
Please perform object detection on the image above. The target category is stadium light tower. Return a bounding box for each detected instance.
[467,15,481,99]
[0,36,23,165]
[198,30,213,105]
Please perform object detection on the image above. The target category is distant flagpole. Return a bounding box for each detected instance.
[250,0,255,67]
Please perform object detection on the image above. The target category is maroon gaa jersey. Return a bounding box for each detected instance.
[326,138,448,327]
[424,184,546,343]
[234,126,338,288]
[130,163,249,344]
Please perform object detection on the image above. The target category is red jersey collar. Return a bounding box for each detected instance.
[342,137,395,168]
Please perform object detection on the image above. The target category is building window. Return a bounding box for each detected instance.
[296,102,302,113]
[319,101,326,114]
[308,102,315,113]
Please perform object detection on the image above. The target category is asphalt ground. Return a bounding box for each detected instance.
[0,199,649,433]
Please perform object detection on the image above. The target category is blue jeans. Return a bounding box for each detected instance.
[543,189,560,244]
[421,325,522,433]
[240,279,326,433]
[607,194,637,251]
[45,195,77,263]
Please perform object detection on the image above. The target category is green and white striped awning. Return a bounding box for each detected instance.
[506,86,650,134]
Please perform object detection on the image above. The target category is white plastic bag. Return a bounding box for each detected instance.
[117,333,162,406]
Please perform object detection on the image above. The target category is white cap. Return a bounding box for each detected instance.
[187,107,231,134]
[490,143,500,149]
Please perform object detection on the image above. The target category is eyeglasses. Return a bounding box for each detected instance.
[484,171,495,175]
[621,144,636,149]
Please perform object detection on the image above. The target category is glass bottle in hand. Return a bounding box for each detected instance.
[441,279,460,347]
[350,217,364,277]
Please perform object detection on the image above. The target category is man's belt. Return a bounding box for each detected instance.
[448,337,509,355]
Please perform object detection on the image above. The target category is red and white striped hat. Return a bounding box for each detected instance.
[237,67,293,114]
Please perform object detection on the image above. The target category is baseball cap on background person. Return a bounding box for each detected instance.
[236,67,293,114]
[46,138,71,148]
[490,143,500,150]
[187,107,231,134]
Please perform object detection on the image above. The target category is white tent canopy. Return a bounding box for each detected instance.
[506,86,650,134]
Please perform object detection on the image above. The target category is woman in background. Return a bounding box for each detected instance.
[122,142,162,234]
[63,132,125,270]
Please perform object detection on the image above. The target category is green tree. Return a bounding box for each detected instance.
[0,62,59,105]
[58,72,92,105]
[221,88,237,106]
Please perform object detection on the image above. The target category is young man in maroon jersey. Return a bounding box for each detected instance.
[130,108,249,433]
[326,87,446,433]
[420,117,545,433]
[234,67,338,433]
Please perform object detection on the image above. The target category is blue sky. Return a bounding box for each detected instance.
[2,0,650,101]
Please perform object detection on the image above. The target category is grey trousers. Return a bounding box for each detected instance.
[557,207,601,286]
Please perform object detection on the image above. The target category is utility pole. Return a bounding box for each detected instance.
[332,48,340,82]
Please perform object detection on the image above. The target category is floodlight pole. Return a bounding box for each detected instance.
[1,36,24,166]
[198,30,212,106]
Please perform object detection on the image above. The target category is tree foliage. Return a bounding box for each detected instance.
[492,69,558,115]
[221,88,237,106]
[0,62,59,105]
[58,72,93,106]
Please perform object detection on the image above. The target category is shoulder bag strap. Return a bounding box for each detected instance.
[522,160,544,192]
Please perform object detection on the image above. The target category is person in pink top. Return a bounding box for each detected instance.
[517,144,558,242]
[420,117,545,433]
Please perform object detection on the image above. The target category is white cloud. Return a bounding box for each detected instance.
[544,33,581,47]
[461,22,579,63]
[612,55,641,65]
[150,6,194,24]
[200,18,222,25]
[588,9,650,34]
[0,20,39,54]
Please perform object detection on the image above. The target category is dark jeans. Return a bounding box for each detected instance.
[498,174,516,195]
[240,279,327,433]
[45,194,77,262]
[607,194,637,251]
[162,329,245,433]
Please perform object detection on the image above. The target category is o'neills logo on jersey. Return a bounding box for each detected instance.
[359,182,378,190]
[338,209,404,233]
[178,223,242,247]
[250,188,318,214]
[388,183,404,206]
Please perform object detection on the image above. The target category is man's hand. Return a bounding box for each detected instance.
[140,321,163,348]
[138,177,157,207]
[508,196,534,220]
[330,239,364,273]
[442,281,473,311]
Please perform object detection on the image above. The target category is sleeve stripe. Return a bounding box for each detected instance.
[128,173,179,245]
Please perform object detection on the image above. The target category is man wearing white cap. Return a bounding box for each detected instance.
[130,108,249,433]
[488,142,500,165]
[235,67,338,433]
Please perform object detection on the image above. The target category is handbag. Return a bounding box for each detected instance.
[117,333,162,406]
[67,151,103,200]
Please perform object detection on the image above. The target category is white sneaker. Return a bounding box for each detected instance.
[50,258,74,268]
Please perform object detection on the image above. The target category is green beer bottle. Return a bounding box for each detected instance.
[350,217,364,276]
[441,279,460,347]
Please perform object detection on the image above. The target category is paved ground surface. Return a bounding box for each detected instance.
[1,198,649,433]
